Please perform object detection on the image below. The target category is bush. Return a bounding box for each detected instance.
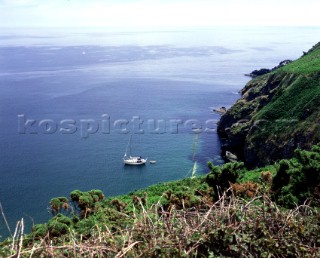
[89,189,104,200]
[49,197,69,214]
[47,214,72,237]
[272,144,320,208]
[231,181,259,198]
[206,162,245,197]
[70,190,83,202]
[31,224,47,239]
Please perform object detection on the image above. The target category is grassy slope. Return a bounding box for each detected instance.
[280,42,320,74]
[218,42,320,167]
[250,44,320,159]
[256,43,320,121]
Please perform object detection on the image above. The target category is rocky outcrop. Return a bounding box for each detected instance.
[245,68,271,78]
[213,107,227,115]
[245,60,292,78]
[218,43,320,168]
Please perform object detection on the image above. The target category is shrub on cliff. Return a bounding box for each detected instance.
[50,197,69,215]
[206,161,246,197]
[272,144,320,208]
[69,189,105,218]
[47,214,73,237]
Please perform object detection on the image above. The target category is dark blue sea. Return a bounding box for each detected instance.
[0,26,319,238]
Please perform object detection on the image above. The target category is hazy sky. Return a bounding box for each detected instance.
[1,0,319,27]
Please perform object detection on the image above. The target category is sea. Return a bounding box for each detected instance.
[0,26,319,238]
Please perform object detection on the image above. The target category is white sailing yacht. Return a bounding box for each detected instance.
[123,135,147,165]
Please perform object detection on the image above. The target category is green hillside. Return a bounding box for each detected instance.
[280,42,320,74]
[218,42,320,167]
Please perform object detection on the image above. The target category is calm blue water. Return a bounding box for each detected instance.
[0,26,320,238]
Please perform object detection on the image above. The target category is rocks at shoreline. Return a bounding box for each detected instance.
[213,106,227,115]
[225,151,238,162]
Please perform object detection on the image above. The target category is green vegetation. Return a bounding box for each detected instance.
[50,197,69,215]
[279,42,320,74]
[256,74,320,121]
[218,42,320,167]
[272,145,320,208]
[207,143,320,208]
[1,146,319,257]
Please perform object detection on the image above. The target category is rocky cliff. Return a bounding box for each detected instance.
[218,42,320,168]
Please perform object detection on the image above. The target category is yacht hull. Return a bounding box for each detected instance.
[123,156,147,165]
